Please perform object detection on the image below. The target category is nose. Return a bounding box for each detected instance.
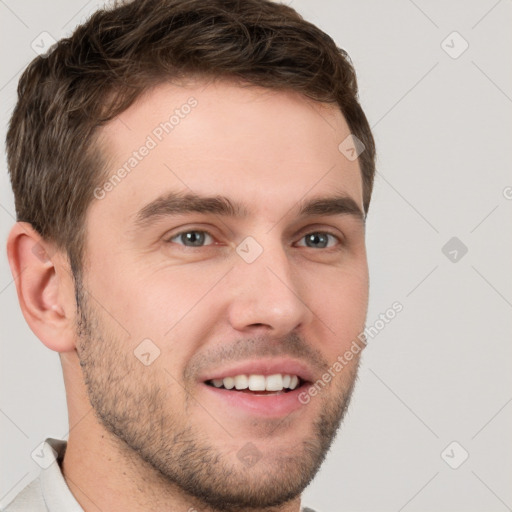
[226,237,314,336]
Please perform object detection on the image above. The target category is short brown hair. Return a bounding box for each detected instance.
[7,0,376,276]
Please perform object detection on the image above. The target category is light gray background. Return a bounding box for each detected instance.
[1,1,511,511]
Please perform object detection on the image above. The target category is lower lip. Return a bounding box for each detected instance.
[201,383,309,417]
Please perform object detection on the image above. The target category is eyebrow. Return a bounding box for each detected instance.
[133,191,365,229]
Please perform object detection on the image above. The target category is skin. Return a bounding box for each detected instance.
[7,79,369,512]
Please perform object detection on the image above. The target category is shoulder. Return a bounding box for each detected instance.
[2,437,83,512]
[1,476,47,512]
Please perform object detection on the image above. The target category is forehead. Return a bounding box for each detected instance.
[92,80,363,227]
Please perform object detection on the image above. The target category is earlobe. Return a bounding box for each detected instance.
[6,222,77,353]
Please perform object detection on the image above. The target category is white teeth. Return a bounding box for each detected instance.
[289,375,299,390]
[266,374,283,391]
[223,376,235,390]
[248,375,266,391]
[210,373,302,392]
[234,375,249,390]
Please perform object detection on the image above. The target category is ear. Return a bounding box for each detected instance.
[6,222,77,352]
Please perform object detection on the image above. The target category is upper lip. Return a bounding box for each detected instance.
[199,358,315,384]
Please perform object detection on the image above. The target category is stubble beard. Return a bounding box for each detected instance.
[74,277,360,512]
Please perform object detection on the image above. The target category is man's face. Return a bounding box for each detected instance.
[76,80,369,510]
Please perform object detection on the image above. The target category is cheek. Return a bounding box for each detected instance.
[308,263,369,352]
[88,256,205,329]
[130,266,227,327]
[88,264,228,372]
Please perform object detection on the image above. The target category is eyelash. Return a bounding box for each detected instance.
[165,229,343,250]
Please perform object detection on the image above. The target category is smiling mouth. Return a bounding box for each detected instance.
[205,373,306,395]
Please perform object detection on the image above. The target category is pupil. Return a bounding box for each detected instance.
[307,233,327,248]
[183,231,204,246]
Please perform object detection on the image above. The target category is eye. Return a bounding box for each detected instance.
[167,230,215,247]
[296,231,341,249]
